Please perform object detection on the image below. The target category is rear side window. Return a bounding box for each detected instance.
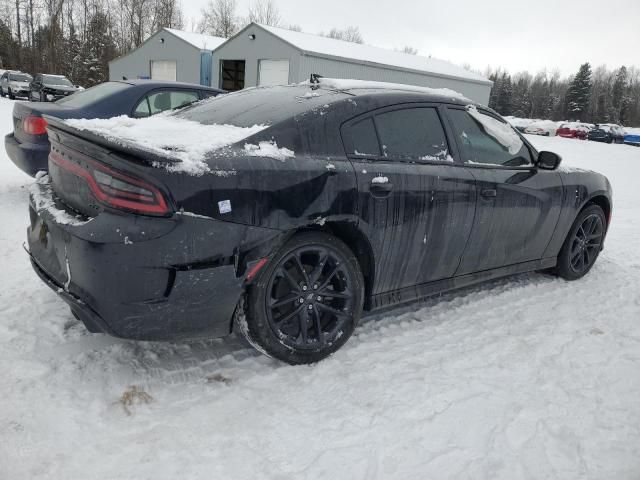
[374,108,449,161]
[448,108,532,167]
[346,117,380,157]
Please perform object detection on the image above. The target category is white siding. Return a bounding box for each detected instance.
[296,55,491,105]
[109,30,202,84]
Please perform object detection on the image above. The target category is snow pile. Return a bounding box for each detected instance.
[505,116,538,129]
[243,141,295,161]
[65,115,268,175]
[307,78,471,102]
[467,105,525,155]
[29,173,90,226]
[371,176,389,184]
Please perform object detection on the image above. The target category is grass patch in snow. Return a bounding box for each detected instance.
[117,385,153,416]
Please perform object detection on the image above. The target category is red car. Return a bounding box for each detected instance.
[557,123,592,140]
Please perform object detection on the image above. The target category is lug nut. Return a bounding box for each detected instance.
[313,284,318,290]
[317,296,322,302]
[299,298,304,304]
[302,285,308,291]
[308,304,313,310]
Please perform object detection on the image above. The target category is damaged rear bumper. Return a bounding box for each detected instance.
[26,178,282,341]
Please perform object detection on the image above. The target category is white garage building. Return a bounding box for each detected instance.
[211,23,492,104]
[108,28,226,86]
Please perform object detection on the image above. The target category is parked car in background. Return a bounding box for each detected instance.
[624,132,640,146]
[0,71,33,99]
[588,124,626,144]
[29,74,81,102]
[557,123,593,140]
[524,120,558,137]
[26,79,612,364]
[505,116,536,133]
[5,80,224,176]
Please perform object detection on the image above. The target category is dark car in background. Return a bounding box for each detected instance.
[29,74,80,102]
[26,80,612,364]
[5,80,224,176]
[0,71,32,99]
[588,124,626,144]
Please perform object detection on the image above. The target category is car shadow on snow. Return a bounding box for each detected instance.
[61,270,560,385]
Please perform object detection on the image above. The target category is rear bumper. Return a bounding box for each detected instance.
[4,133,49,176]
[26,177,281,341]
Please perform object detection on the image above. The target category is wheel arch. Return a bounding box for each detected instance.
[585,194,611,225]
[279,222,376,308]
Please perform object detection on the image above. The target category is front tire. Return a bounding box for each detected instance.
[554,205,606,281]
[8,88,15,100]
[238,231,364,364]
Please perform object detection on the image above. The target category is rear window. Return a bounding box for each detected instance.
[178,85,349,127]
[56,82,130,107]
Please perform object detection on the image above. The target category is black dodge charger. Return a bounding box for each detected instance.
[26,80,612,364]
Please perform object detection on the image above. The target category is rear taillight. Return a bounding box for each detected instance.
[23,115,48,135]
[50,151,170,215]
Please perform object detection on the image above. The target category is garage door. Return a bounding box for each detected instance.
[258,60,290,86]
[151,60,177,81]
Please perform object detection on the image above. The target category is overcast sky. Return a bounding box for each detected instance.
[181,0,640,77]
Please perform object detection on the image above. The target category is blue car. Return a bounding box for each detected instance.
[624,133,640,147]
[4,80,224,176]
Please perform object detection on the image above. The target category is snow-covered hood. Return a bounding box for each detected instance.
[9,80,30,89]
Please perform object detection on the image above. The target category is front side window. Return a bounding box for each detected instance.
[448,108,532,167]
[374,108,450,161]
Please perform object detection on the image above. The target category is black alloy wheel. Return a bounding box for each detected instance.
[266,246,356,350]
[569,213,605,275]
[555,205,606,280]
[239,232,364,364]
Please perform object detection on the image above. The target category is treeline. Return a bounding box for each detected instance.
[488,63,640,127]
[0,0,363,87]
[0,0,184,87]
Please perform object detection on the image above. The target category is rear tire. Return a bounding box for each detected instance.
[553,205,606,281]
[237,231,364,365]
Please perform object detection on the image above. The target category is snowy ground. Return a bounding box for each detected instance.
[1,96,639,479]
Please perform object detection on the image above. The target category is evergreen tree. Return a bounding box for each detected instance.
[611,66,627,122]
[566,63,593,121]
[495,73,513,115]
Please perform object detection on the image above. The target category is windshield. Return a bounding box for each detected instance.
[9,73,31,82]
[43,75,73,86]
[56,82,130,107]
[178,85,349,127]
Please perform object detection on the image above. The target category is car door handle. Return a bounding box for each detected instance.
[370,182,393,197]
[480,188,497,198]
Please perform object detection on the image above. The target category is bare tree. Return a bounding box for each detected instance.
[286,23,301,32]
[247,0,279,26]
[323,25,363,44]
[198,0,239,38]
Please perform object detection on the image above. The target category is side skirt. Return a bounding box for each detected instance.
[366,257,557,313]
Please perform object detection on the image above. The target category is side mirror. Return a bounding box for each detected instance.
[537,151,562,170]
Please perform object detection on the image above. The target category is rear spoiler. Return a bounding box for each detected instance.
[43,115,179,166]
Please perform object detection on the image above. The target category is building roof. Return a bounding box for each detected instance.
[254,24,491,86]
[164,28,226,51]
